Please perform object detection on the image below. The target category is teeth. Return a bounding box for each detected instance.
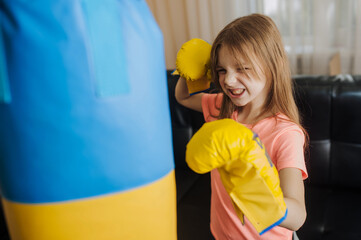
[231,89,244,95]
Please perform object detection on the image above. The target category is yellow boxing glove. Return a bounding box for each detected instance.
[186,119,287,235]
[172,38,212,95]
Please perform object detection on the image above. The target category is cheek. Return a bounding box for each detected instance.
[254,81,268,95]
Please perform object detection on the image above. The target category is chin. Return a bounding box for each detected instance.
[230,99,247,107]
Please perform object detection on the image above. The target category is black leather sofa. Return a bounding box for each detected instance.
[167,71,361,240]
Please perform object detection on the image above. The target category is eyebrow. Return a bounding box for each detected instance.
[215,63,251,68]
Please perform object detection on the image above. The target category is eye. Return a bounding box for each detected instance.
[216,68,226,75]
[237,67,251,72]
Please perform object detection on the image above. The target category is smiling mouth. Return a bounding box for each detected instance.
[228,88,245,97]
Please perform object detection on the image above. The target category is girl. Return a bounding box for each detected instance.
[175,14,308,240]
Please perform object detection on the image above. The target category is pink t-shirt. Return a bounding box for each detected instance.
[202,93,308,240]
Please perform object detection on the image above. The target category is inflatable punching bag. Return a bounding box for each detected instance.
[0,0,176,239]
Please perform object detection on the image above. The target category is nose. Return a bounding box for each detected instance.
[224,71,238,87]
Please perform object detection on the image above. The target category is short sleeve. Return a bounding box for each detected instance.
[274,128,308,180]
[201,93,222,122]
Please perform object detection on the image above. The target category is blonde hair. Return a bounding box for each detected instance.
[210,14,309,149]
[211,14,302,125]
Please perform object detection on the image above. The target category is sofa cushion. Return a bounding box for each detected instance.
[295,75,361,240]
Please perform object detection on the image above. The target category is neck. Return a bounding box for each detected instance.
[236,106,271,125]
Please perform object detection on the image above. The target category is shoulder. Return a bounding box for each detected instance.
[267,114,305,159]
[254,114,305,157]
[272,114,308,179]
[273,114,305,139]
[201,93,223,122]
[255,113,308,179]
[254,113,304,141]
[201,93,223,106]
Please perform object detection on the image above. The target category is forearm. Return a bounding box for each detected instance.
[175,77,190,103]
[278,168,307,231]
[174,77,203,112]
[279,197,307,231]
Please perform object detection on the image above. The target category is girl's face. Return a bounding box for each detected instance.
[216,46,270,111]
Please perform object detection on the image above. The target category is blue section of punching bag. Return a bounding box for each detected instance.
[0,0,174,203]
[0,20,11,104]
[81,0,130,97]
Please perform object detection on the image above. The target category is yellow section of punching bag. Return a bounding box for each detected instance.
[2,171,176,240]
[186,119,287,234]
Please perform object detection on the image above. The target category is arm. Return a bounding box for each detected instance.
[186,119,289,233]
[278,168,307,231]
[175,76,204,112]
